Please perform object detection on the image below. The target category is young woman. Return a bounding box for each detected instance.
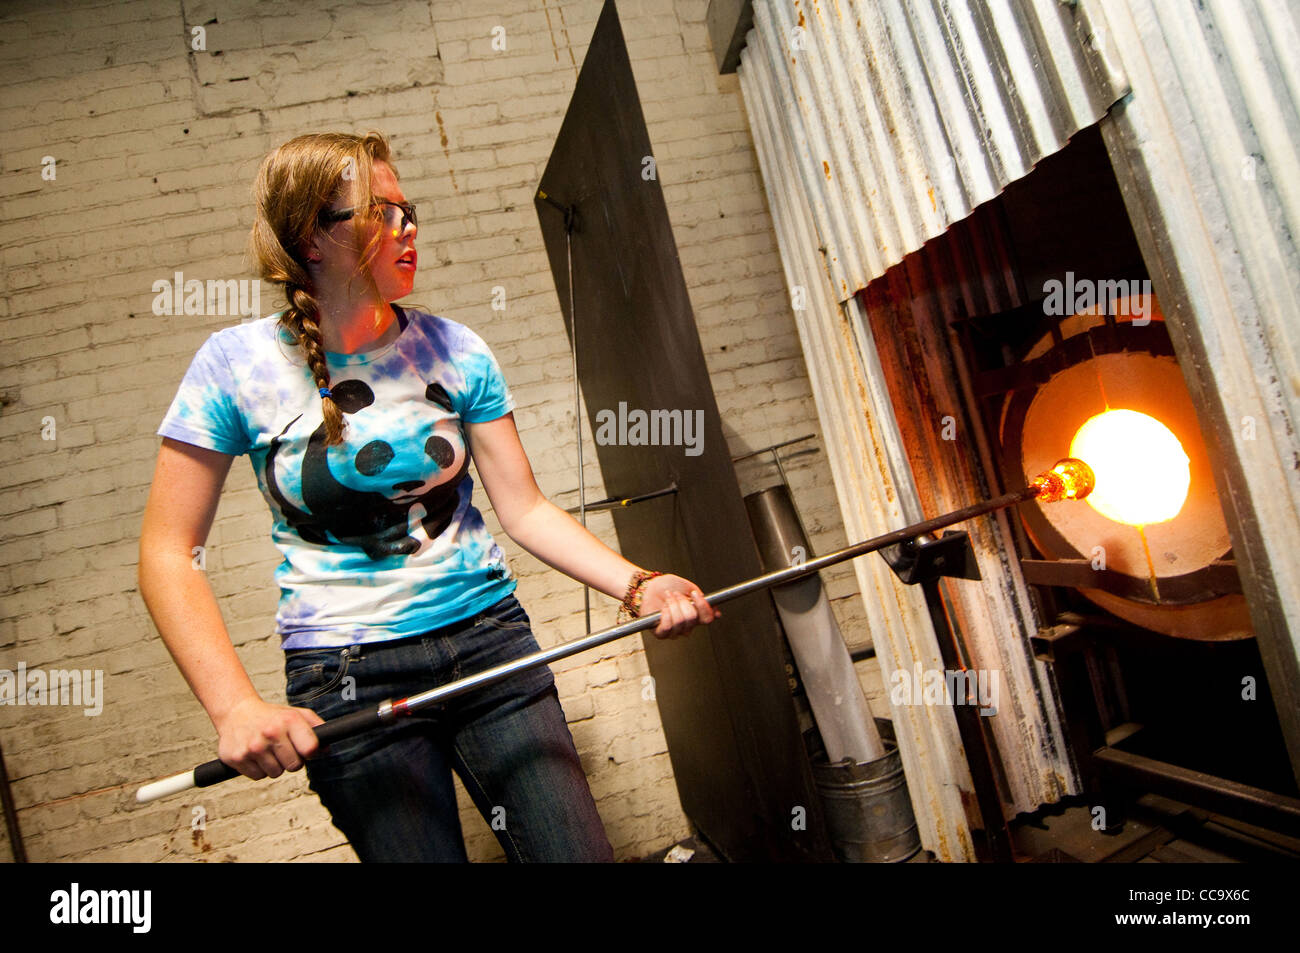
[137,131,718,862]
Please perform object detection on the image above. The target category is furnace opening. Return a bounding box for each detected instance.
[1070,409,1190,527]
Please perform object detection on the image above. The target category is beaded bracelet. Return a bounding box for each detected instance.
[618,570,664,622]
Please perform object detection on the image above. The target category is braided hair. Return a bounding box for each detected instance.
[248,132,393,446]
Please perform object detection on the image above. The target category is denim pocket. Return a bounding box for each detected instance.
[285,646,357,704]
[474,596,532,634]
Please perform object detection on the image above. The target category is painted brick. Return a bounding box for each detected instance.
[0,0,853,866]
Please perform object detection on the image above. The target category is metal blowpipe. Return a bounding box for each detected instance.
[136,459,1094,803]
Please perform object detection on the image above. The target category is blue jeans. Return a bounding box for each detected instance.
[284,595,613,862]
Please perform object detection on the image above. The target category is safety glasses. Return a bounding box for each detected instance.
[319,199,417,232]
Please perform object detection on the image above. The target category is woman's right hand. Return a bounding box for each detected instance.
[213,696,327,780]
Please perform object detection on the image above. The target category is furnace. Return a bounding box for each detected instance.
[717,0,1300,860]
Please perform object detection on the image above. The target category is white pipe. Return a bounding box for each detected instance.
[770,574,885,764]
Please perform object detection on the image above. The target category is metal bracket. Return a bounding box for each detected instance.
[880,530,982,586]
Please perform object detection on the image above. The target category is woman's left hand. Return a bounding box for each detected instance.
[638,574,721,639]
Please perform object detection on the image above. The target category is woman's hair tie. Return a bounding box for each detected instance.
[319,387,333,399]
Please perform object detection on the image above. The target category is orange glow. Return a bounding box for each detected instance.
[1031,458,1095,502]
[1069,410,1189,525]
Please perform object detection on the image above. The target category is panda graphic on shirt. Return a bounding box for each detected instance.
[157,310,519,645]
[263,376,473,561]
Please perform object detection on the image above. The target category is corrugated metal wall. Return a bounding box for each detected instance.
[735,0,1300,858]
[742,67,979,859]
[740,0,1125,302]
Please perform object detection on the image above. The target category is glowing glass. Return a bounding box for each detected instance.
[1069,409,1189,525]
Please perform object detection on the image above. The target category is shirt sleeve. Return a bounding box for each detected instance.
[455,324,516,424]
[157,332,251,456]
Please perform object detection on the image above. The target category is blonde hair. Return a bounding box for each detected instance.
[249,131,394,446]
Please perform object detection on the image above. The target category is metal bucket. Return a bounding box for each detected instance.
[811,739,921,863]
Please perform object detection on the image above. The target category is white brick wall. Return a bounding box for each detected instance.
[0,0,875,864]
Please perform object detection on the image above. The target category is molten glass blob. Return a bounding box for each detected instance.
[1069,409,1190,525]
[1030,458,1095,503]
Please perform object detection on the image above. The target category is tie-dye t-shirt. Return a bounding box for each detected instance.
[157,305,517,649]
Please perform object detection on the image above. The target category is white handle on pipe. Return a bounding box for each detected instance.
[136,770,197,804]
